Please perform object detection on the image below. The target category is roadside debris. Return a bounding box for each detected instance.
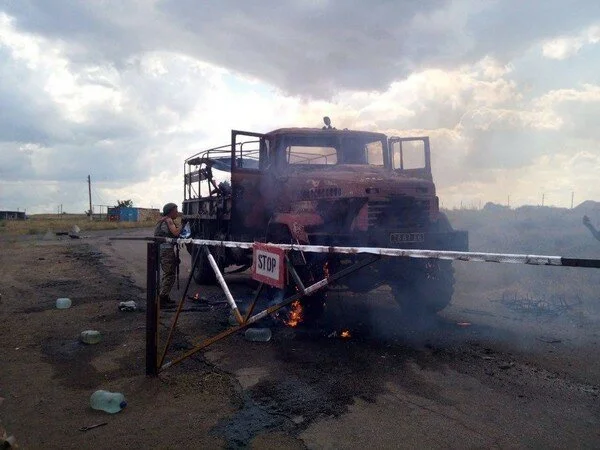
[69,225,81,239]
[118,301,137,312]
[80,330,102,345]
[498,362,515,370]
[537,336,562,344]
[79,422,108,432]
[90,390,127,414]
[495,291,581,316]
[56,297,72,309]
[0,425,17,449]
[244,328,272,342]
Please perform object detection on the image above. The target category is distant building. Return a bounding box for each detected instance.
[0,211,26,220]
[107,207,160,222]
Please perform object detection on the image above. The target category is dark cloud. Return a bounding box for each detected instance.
[4,0,598,98]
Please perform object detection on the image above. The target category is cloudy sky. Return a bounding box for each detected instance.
[1,0,599,214]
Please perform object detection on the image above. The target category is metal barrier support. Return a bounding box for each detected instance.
[145,242,159,376]
[108,236,600,376]
[160,254,380,370]
[204,246,244,324]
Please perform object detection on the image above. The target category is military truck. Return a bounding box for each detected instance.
[182,118,468,322]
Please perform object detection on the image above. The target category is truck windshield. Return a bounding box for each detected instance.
[284,135,385,167]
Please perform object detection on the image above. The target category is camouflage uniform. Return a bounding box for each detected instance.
[154,219,177,298]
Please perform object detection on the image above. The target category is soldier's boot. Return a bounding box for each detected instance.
[159,294,176,308]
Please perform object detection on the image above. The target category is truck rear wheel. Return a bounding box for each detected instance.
[191,246,217,285]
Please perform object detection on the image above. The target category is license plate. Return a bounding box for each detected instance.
[389,232,425,244]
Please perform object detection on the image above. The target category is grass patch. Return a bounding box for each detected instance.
[0,214,157,236]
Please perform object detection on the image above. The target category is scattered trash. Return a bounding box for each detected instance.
[457,322,471,327]
[244,328,272,342]
[118,301,137,312]
[80,330,102,345]
[228,313,239,327]
[495,291,581,316]
[90,390,127,414]
[537,336,562,344]
[69,225,81,239]
[1,435,16,448]
[79,422,108,432]
[56,298,72,309]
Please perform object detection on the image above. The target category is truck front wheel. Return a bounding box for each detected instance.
[390,259,454,317]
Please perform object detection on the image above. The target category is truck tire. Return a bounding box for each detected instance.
[191,246,217,285]
[390,212,456,317]
[390,259,454,317]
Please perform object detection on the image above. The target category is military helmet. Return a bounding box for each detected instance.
[162,203,178,216]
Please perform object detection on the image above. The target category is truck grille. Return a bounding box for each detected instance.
[367,197,429,229]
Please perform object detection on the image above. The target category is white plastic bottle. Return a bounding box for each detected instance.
[56,298,72,309]
[90,390,127,414]
[80,330,102,345]
[244,328,272,342]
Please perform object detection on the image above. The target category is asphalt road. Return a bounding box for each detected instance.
[98,228,600,449]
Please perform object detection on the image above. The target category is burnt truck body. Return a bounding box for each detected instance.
[182,124,468,320]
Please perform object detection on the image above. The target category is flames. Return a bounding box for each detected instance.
[285,300,304,327]
[341,330,351,338]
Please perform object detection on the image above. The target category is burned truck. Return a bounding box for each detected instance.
[182,119,468,321]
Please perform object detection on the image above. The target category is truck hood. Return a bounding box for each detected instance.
[284,164,435,197]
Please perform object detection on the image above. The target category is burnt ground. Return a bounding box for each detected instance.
[1,229,599,449]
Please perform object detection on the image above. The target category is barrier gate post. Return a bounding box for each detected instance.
[146,241,159,376]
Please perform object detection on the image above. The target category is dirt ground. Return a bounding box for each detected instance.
[1,229,599,449]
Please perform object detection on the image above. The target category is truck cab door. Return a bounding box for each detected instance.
[388,136,432,181]
[230,130,269,236]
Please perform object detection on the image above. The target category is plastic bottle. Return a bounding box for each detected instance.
[80,330,102,345]
[180,222,191,239]
[118,301,137,312]
[56,298,72,309]
[90,390,127,414]
[244,328,272,342]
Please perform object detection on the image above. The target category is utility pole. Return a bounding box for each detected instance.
[541,193,545,207]
[571,191,574,209]
[507,195,510,208]
[88,175,93,221]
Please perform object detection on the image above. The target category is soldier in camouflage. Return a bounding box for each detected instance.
[154,203,181,307]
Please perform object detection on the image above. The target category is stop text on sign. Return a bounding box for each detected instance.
[252,243,286,289]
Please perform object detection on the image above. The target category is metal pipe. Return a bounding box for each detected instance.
[109,236,600,269]
[158,244,203,368]
[243,283,264,323]
[145,242,158,377]
[203,246,244,324]
[161,255,380,370]
[286,255,306,293]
